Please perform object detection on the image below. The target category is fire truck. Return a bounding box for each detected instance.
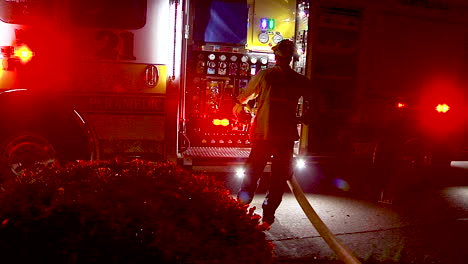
[0,0,181,180]
[0,0,467,182]
[304,0,468,171]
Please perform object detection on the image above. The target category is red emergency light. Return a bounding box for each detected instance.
[14,45,34,64]
[212,118,229,126]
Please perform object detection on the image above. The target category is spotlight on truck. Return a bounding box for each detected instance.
[235,167,245,179]
[295,158,306,170]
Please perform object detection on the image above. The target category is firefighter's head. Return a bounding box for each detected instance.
[272,39,298,64]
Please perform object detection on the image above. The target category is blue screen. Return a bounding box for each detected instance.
[194,1,248,45]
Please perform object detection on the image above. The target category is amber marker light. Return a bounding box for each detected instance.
[15,45,34,64]
[212,118,230,126]
[435,103,450,113]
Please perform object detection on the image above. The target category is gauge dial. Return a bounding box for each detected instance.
[230,55,238,62]
[250,57,257,64]
[260,57,268,65]
[208,54,216,60]
[219,54,226,61]
[207,61,216,69]
[241,55,248,62]
[273,34,283,44]
[258,32,269,44]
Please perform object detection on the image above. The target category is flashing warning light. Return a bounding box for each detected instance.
[397,102,406,108]
[15,45,33,64]
[435,103,450,113]
[212,118,230,126]
[260,18,275,30]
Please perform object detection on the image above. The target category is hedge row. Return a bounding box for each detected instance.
[0,159,273,263]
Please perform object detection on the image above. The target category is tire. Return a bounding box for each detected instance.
[0,126,93,182]
[0,132,59,181]
[0,91,94,182]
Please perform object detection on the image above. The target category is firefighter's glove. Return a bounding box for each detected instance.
[232,103,245,118]
[233,103,252,124]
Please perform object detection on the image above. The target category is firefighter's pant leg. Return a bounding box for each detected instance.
[238,140,271,204]
[262,140,294,222]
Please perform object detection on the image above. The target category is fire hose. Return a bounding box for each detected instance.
[287,176,362,264]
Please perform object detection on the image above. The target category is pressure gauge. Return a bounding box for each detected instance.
[230,55,238,62]
[258,32,269,44]
[260,57,268,65]
[241,55,248,62]
[273,33,283,44]
[208,53,216,60]
[219,54,227,61]
[250,57,257,64]
[207,61,216,68]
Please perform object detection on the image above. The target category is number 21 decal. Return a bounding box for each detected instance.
[95,31,136,60]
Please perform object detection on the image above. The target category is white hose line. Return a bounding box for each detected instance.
[287,176,362,264]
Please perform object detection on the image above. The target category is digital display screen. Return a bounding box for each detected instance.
[193,0,248,45]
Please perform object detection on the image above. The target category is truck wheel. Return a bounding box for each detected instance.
[0,90,95,183]
[0,132,59,181]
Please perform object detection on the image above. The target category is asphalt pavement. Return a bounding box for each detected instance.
[229,163,468,264]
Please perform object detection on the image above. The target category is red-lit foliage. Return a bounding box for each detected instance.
[0,159,272,264]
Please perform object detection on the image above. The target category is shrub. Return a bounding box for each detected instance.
[0,159,273,263]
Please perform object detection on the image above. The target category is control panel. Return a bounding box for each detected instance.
[185,48,269,147]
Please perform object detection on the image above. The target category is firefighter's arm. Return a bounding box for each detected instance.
[233,73,262,117]
[238,73,262,104]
